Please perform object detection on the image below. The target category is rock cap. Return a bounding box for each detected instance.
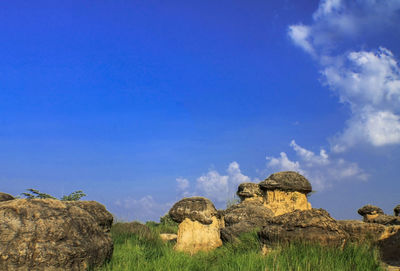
[259,171,312,194]
[357,205,384,216]
[169,197,217,225]
[0,192,15,202]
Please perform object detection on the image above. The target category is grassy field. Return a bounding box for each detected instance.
[95,221,384,271]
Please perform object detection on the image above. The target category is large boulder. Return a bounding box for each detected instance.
[258,171,312,216]
[169,197,222,254]
[0,192,15,202]
[221,201,273,242]
[0,199,113,271]
[258,209,348,248]
[394,205,400,217]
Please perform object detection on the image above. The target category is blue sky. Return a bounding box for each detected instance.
[1,0,399,221]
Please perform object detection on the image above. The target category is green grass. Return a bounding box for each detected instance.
[95,222,384,271]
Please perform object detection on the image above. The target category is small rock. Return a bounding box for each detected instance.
[160,233,177,242]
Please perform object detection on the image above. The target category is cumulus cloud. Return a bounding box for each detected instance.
[289,0,400,151]
[267,140,367,190]
[176,162,253,206]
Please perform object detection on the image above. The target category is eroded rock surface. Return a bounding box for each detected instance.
[169,197,222,254]
[358,204,400,225]
[0,192,15,202]
[0,199,113,271]
[259,171,312,194]
[236,183,263,202]
[221,201,273,242]
[258,209,348,248]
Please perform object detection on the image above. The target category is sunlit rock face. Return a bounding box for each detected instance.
[259,171,312,216]
[0,198,113,271]
[169,197,223,254]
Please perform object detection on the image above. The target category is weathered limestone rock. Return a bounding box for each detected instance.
[258,209,348,249]
[236,183,263,202]
[221,201,273,242]
[259,171,312,216]
[358,204,384,221]
[358,204,400,225]
[169,197,223,254]
[0,199,113,271]
[394,205,400,217]
[0,192,15,202]
[339,217,400,265]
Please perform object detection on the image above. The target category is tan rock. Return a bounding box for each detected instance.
[258,171,312,216]
[263,190,311,216]
[174,217,222,254]
[236,183,263,203]
[160,233,177,242]
[0,199,113,271]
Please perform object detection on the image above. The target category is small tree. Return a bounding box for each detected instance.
[61,190,86,201]
[21,189,56,199]
[21,189,86,201]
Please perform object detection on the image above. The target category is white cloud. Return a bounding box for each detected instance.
[196,161,252,204]
[176,177,189,191]
[114,195,172,222]
[288,0,400,151]
[267,140,367,190]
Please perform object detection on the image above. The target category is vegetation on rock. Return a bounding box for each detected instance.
[20,188,86,201]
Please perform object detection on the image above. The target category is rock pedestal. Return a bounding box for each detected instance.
[259,171,312,216]
[169,197,223,254]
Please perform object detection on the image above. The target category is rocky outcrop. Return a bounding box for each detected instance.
[221,201,273,242]
[258,209,348,249]
[358,204,400,225]
[259,171,312,216]
[0,192,15,202]
[169,197,223,254]
[236,183,263,202]
[0,198,113,271]
[394,205,400,217]
[338,220,386,242]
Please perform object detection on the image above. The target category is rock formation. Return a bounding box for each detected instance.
[394,205,400,217]
[259,171,312,216]
[169,197,223,254]
[358,204,400,225]
[236,183,263,203]
[0,198,113,271]
[221,201,273,242]
[258,209,348,249]
[0,192,15,202]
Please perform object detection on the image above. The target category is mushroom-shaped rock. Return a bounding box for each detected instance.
[169,197,217,225]
[258,171,312,216]
[168,197,222,254]
[0,192,15,202]
[236,183,263,202]
[357,204,384,217]
[394,205,400,217]
[221,201,273,242]
[358,205,400,225]
[258,209,348,249]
